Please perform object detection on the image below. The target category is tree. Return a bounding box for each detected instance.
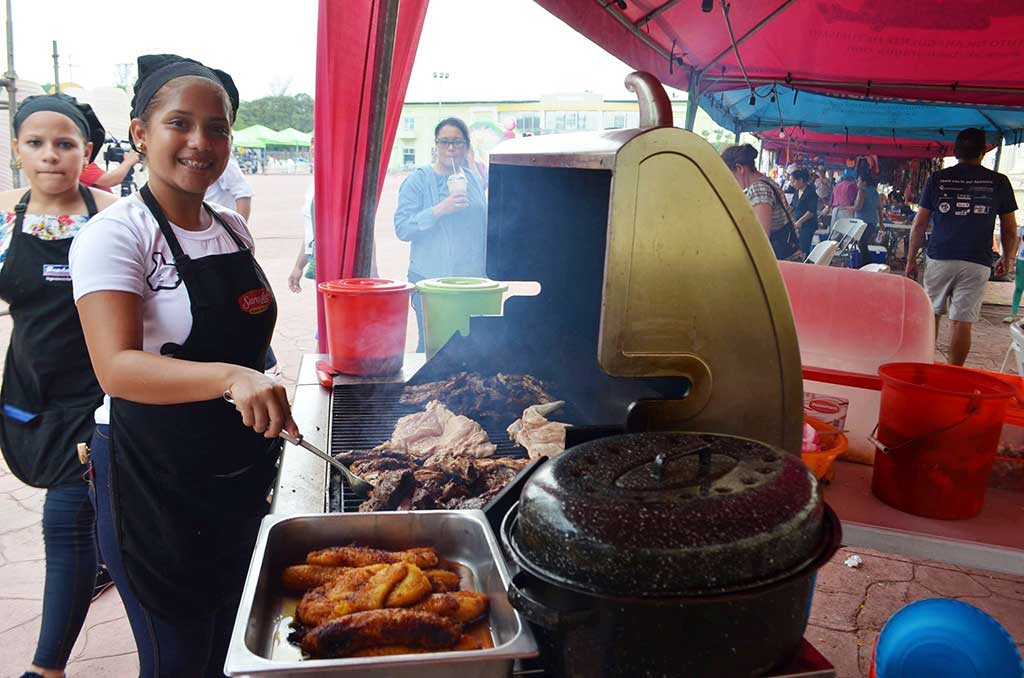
[234,93,314,133]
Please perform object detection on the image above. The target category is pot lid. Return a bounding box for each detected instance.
[510,432,825,596]
[416,277,508,293]
[318,278,415,295]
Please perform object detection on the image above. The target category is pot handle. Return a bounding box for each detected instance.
[508,571,595,630]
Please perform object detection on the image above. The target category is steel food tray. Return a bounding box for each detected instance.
[225,509,537,677]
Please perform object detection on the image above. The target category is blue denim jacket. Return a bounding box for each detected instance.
[394,166,487,281]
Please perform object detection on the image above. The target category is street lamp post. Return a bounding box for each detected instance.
[3,0,19,187]
[432,71,449,120]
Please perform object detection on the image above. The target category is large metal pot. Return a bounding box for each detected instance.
[501,432,842,678]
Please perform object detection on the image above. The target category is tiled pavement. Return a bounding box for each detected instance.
[1,174,1022,677]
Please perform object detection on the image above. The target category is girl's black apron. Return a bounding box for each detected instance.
[109,185,280,620]
[0,187,102,488]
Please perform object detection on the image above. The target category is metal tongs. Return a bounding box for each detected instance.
[222,391,375,496]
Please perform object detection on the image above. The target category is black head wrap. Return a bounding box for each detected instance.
[130,54,239,124]
[14,93,106,162]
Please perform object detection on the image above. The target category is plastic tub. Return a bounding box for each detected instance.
[871,363,1015,520]
[869,599,1023,678]
[417,277,508,357]
[780,262,935,463]
[318,278,415,376]
[802,416,848,481]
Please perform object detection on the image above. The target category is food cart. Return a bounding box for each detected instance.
[228,2,1024,675]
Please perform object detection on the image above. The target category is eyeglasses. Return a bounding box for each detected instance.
[436,139,466,148]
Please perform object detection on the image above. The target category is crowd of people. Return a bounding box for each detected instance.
[721,128,1020,367]
[720,144,896,264]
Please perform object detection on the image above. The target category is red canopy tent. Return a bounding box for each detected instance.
[759,127,956,160]
[532,0,1024,120]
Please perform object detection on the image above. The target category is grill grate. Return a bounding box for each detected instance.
[328,383,527,512]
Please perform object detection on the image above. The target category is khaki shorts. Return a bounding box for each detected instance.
[923,257,990,323]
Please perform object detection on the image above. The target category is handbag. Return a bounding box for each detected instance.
[757,179,805,262]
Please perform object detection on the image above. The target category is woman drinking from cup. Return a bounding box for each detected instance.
[394,117,487,350]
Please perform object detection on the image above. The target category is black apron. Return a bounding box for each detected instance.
[0,187,102,488]
[109,185,280,620]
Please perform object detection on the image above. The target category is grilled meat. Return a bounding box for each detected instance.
[359,469,417,512]
[423,449,479,482]
[301,608,463,659]
[400,372,557,423]
[507,401,568,459]
[334,448,410,465]
[384,401,496,458]
[306,545,439,569]
[349,457,415,486]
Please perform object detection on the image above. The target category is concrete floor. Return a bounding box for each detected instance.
[0,173,1021,677]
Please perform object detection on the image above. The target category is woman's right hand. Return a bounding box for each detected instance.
[433,193,469,218]
[225,368,298,439]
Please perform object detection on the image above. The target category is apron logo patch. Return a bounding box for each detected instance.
[147,253,182,291]
[42,264,72,282]
[238,288,272,314]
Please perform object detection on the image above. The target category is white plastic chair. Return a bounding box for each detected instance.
[829,218,868,251]
[805,240,839,266]
[859,263,890,273]
[1000,320,1024,374]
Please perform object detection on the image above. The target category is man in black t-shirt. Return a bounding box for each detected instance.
[906,128,1019,366]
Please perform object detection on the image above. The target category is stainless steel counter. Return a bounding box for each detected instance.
[270,353,425,516]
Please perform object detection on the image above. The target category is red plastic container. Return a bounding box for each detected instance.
[317,278,415,376]
[871,363,1015,520]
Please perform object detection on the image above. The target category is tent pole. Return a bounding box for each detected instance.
[2,0,18,188]
[699,0,799,79]
[994,142,1003,171]
[354,0,400,278]
[596,0,678,65]
[735,131,741,143]
[635,0,685,28]
[709,75,1024,100]
[684,69,700,131]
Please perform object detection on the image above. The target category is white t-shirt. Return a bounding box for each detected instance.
[69,194,255,424]
[204,157,253,211]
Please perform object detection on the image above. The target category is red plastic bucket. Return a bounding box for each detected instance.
[318,278,415,376]
[871,363,1015,520]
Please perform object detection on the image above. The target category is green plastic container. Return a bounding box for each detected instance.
[417,277,508,357]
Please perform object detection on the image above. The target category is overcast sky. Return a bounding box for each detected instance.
[5,0,681,102]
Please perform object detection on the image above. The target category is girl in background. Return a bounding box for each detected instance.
[0,93,117,678]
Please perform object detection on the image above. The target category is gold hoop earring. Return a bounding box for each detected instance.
[14,158,22,169]
[138,143,146,154]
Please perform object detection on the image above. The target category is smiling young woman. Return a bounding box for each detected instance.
[68,54,296,677]
[0,93,118,678]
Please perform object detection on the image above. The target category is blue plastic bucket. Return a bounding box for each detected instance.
[871,599,1023,678]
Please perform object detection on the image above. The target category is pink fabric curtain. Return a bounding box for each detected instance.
[313,0,430,350]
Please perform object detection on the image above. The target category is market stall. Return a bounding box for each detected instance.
[247,1,1024,675]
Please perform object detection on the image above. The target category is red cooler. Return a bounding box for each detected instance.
[318,278,415,376]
